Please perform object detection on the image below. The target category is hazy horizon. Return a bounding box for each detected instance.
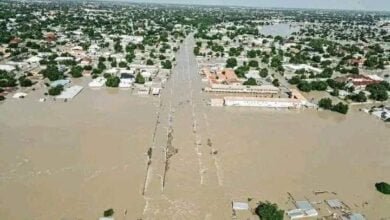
[118,0,390,11]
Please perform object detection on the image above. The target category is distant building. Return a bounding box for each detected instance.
[224,96,304,108]
[45,32,57,42]
[205,84,279,96]
[0,64,16,72]
[203,68,239,85]
[334,74,382,89]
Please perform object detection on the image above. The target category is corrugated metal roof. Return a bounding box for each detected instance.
[326,199,343,208]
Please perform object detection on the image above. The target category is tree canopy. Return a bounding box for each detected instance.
[255,201,284,220]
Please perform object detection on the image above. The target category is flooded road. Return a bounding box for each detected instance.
[0,35,389,220]
[142,35,229,219]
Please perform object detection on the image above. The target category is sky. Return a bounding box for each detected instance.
[128,0,390,11]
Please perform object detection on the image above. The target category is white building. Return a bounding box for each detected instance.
[224,97,304,108]
[0,64,16,72]
[283,64,322,73]
[89,77,106,88]
[119,78,133,88]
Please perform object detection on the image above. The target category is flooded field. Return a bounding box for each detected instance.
[0,87,159,219]
[0,36,389,219]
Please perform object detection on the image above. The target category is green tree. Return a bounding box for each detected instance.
[18,76,33,87]
[297,81,312,92]
[118,61,127,68]
[255,201,284,220]
[98,61,106,70]
[48,85,64,96]
[366,83,388,101]
[40,65,64,81]
[146,59,154,65]
[103,209,114,217]
[235,66,249,78]
[375,182,390,195]
[226,58,237,68]
[260,68,268,78]
[243,77,257,86]
[319,98,333,110]
[311,81,328,91]
[349,91,367,102]
[270,56,282,68]
[105,76,120,87]
[247,50,257,58]
[350,67,359,75]
[288,76,301,85]
[161,60,172,69]
[135,73,145,84]
[331,102,349,114]
[272,79,280,87]
[70,66,83,78]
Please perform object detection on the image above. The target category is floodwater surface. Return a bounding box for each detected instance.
[0,36,389,219]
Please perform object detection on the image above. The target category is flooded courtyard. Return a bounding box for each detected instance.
[0,36,389,219]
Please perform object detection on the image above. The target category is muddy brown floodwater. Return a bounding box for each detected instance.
[0,36,389,220]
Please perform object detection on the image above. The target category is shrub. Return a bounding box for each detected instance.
[103,208,114,217]
[260,68,268,78]
[375,182,390,195]
[70,66,83,78]
[105,76,120,87]
[318,98,333,110]
[243,78,257,86]
[255,201,284,220]
[331,102,349,114]
[135,73,145,84]
[226,58,237,68]
[297,81,311,92]
[48,85,64,96]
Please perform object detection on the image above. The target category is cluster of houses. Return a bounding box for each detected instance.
[0,2,187,101]
[199,66,311,109]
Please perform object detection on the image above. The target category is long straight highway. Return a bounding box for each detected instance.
[141,35,229,219]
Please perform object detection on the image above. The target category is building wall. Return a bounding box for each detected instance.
[224,99,302,108]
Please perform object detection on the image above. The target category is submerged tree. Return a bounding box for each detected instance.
[103,208,114,217]
[375,182,390,195]
[255,201,284,220]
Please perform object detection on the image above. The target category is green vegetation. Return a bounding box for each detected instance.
[331,102,349,114]
[18,76,33,87]
[235,66,249,78]
[260,68,268,78]
[105,76,120,87]
[161,60,172,69]
[103,208,114,217]
[375,182,390,195]
[248,60,259,68]
[243,78,256,86]
[70,66,83,78]
[40,65,64,81]
[272,79,280,87]
[0,71,17,87]
[48,85,64,96]
[135,73,145,84]
[318,98,349,114]
[226,58,237,68]
[318,98,333,110]
[366,83,389,101]
[146,59,154,65]
[297,80,328,92]
[348,91,367,102]
[255,201,284,220]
